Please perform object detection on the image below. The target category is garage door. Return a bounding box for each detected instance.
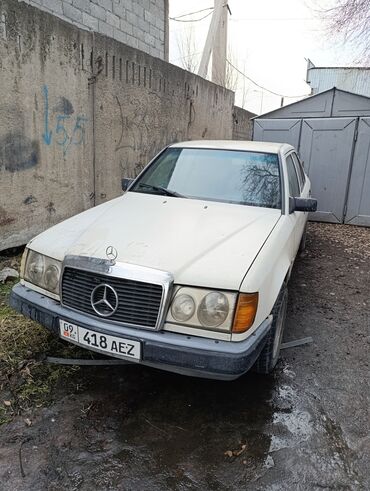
[344,118,370,226]
[253,119,301,148]
[299,118,357,223]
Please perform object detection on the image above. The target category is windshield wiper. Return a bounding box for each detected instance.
[136,183,187,198]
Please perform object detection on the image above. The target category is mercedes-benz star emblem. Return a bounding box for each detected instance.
[106,245,118,264]
[91,284,119,317]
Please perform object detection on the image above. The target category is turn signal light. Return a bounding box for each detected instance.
[232,293,258,333]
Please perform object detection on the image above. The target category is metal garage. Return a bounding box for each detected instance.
[253,88,370,226]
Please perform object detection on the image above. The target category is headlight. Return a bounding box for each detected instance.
[198,292,229,328]
[27,252,45,284]
[44,264,60,291]
[23,249,61,295]
[171,294,195,322]
[166,287,237,332]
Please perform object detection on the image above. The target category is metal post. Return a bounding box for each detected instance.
[260,91,264,114]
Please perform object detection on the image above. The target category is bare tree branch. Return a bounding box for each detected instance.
[176,26,199,73]
[319,0,370,63]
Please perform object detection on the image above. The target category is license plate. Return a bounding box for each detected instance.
[59,319,141,360]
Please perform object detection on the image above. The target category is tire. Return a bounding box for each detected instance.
[298,223,307,254]
[254,285,288,374]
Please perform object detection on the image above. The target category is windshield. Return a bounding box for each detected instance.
[131,147,281,209]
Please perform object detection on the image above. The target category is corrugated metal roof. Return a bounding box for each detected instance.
[307,67,370,98]
[253,87,370,119]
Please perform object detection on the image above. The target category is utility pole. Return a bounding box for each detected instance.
[198,0,229,85]
[212,0,228,86]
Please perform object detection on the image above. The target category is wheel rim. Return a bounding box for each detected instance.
[272,293,288,360]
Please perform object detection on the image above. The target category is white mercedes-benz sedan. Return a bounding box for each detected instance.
[10,141,317,380]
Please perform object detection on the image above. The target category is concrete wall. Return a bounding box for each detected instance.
[232,106,255,141]
[0,1,94,250]
[19,0,169,60]
[92,35,235,203]
[0,0,235,250]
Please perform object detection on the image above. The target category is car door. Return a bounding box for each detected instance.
[285,152,304,255]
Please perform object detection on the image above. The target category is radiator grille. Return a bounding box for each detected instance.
[61,267,163,328]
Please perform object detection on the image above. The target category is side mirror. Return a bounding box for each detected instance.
[121,178,134,192]
[289,197,317,213]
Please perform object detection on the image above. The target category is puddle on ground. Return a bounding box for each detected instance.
[53,362,317,489]
[0,362,362,490]
[92,366,278,489]
[269,383,313,453]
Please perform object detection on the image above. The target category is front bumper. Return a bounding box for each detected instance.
[9,283,272,380]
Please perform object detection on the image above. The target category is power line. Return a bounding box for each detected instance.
[170,10,214,23]
[170,7,214,20]
[226,59,311,98]
[230,17,313,22]
[170,7,214,22]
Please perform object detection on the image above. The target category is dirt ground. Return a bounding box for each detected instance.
[0,222,369,491]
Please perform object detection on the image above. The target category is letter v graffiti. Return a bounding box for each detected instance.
[42,85,52,145]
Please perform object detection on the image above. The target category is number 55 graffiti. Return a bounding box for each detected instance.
[72,116,88,145]
[42,85,88,156]
[55,114,88,155]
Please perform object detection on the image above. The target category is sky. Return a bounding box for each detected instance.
[169,0,358,114]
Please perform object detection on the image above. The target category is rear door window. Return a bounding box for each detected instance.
[292,152,306,188]
[286,155,300,197]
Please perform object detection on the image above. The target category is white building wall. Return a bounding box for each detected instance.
[19,0,168,60]
[307,67,370,98]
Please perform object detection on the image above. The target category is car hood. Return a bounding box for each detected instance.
[29,192,281,290]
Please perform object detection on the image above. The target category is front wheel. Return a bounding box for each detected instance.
[254,285,288,374]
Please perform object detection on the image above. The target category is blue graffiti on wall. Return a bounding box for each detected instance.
[42,85,52,145]
[42,85,88,155]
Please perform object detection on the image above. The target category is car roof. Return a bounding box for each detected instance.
[170,140,294,154]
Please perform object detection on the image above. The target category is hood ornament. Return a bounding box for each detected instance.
[106,245,118,265]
